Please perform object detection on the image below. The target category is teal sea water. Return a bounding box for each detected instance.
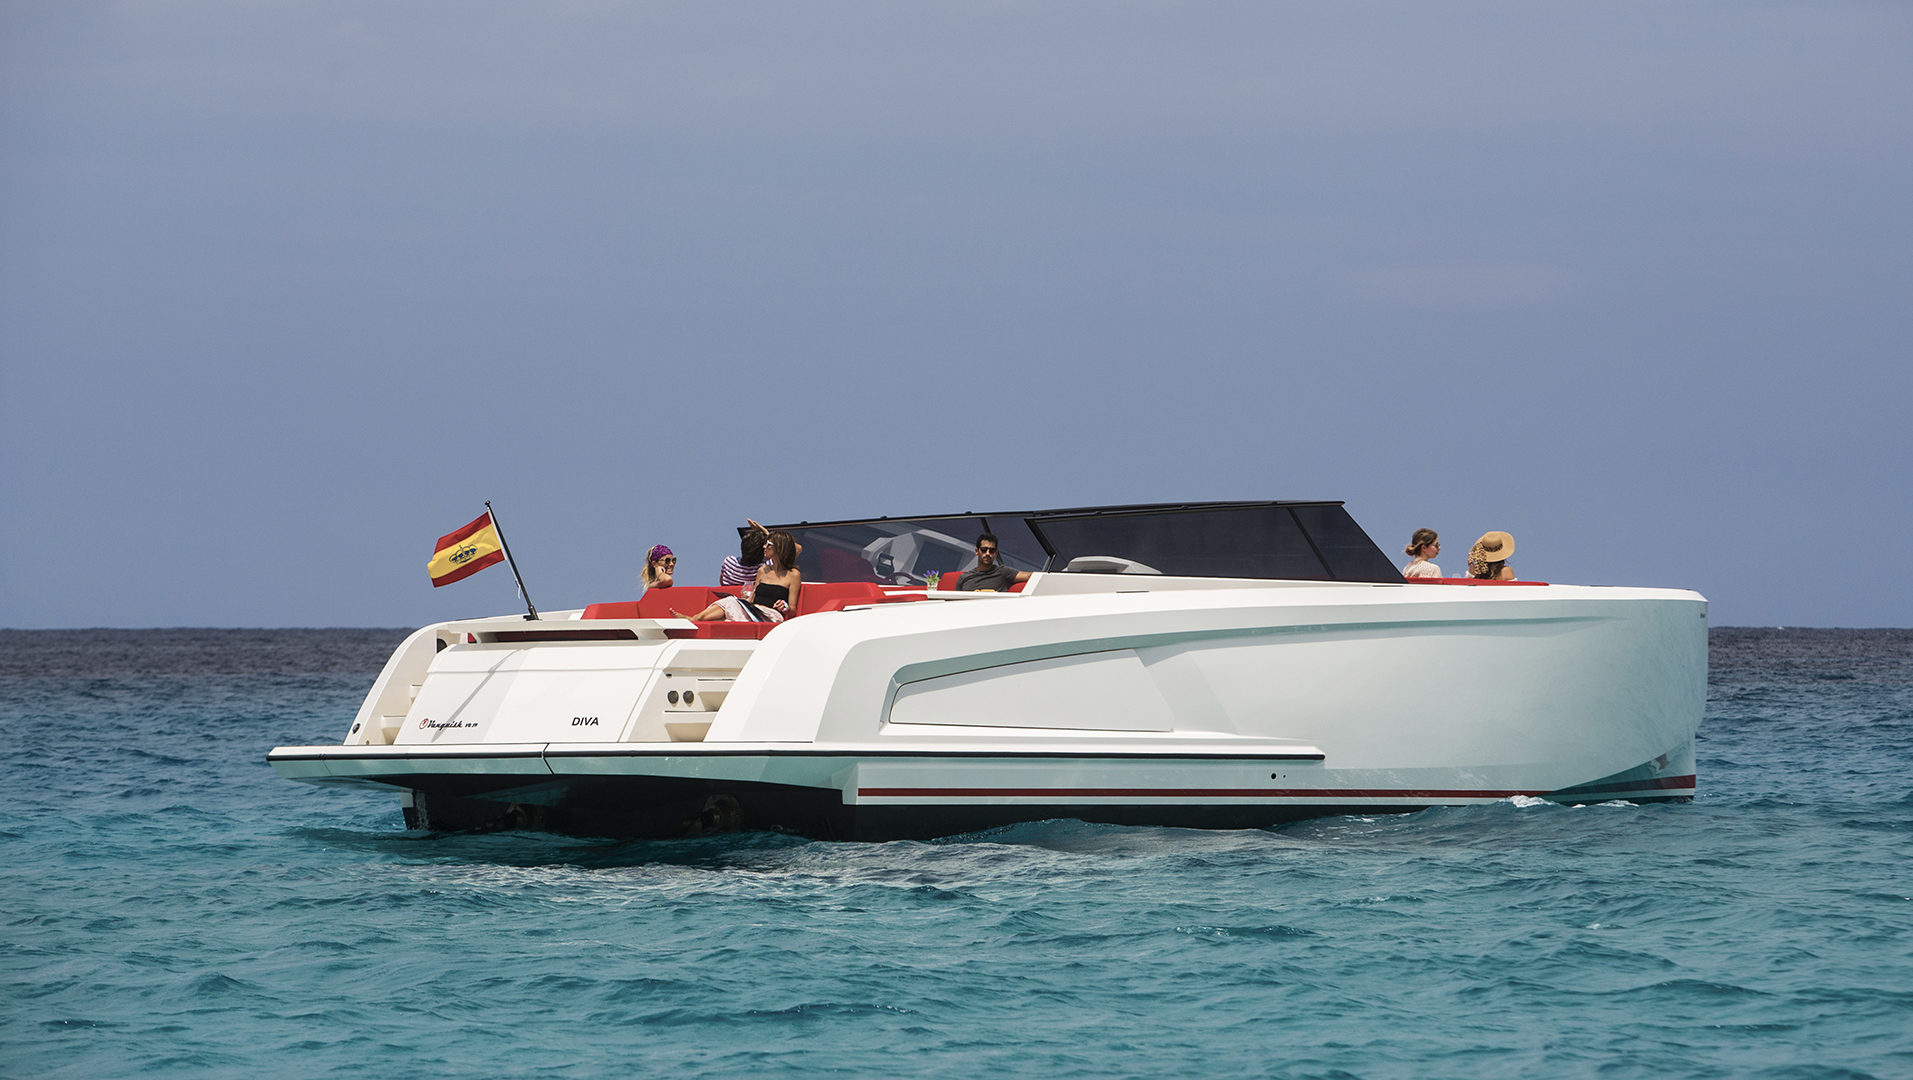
[2,628,1909,1079]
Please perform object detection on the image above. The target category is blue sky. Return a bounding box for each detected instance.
[2,2,1908,628]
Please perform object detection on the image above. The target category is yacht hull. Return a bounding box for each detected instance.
[310,749,1696,841]
[271,574,1705,840]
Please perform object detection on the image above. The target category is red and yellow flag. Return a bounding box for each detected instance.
[428,511,506,587]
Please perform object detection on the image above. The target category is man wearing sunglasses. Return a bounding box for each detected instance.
[955,533,1032,592]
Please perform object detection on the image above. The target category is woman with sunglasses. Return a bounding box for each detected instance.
[641,544,677,592]
[675,530,802,623]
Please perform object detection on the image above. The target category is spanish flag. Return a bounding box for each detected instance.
[428,511,506,587]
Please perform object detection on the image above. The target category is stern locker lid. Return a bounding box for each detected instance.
[396,641,673,745]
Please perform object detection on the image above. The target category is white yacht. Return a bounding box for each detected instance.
[269,502,1707,839]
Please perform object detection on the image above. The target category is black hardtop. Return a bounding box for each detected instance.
[766,500,1400,586]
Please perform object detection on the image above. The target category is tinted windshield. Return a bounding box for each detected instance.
[774,502,1397,584]
[779,517,1045,586]
[1029,503,1398,582]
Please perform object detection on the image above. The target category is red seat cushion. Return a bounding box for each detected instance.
[638,586,744,619]
[582,587,743,621]
[584,582,894,625]
[790,581,888,615]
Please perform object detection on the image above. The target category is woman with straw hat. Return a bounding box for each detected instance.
[1467,531,1518,581]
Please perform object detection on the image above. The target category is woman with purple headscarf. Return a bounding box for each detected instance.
[641,544,676,592]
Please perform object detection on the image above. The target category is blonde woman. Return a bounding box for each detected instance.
[1402,529,1442,579]
[640,545,676,592]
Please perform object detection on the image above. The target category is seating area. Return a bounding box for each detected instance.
[580,582,926,639]
[1403,578,1547,586]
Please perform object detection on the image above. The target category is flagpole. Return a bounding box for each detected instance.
[485,500,539,621]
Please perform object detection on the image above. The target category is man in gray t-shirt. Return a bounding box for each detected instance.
[955,532,1032,591]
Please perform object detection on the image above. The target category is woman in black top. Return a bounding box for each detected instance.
[676,530,803,622]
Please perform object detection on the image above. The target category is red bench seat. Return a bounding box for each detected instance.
[579,581,926,638]
[581,586,744,622]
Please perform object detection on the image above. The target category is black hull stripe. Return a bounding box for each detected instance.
[1550,774,1695,797]
[398,777,1695,842]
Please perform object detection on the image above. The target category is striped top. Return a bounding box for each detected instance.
[719,555,763,587]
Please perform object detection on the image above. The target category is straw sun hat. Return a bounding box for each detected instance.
[1471,531,1515,562]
